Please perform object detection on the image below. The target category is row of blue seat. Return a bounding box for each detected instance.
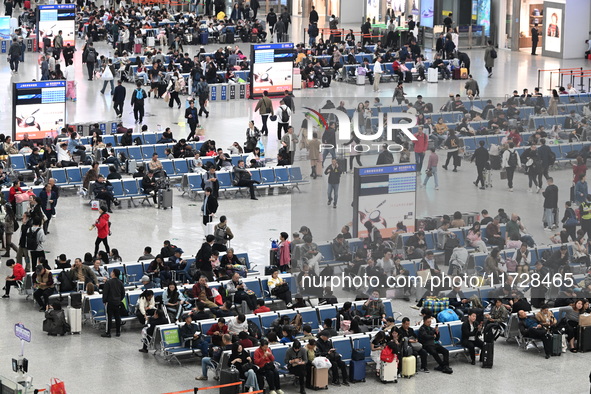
[471,243,576,272]
[181,166,309,198]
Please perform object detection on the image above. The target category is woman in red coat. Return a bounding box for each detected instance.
[92,205,110,257]
[3,259,25,297]
[253,339,282,394]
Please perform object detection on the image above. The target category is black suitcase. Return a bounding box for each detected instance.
[321,75,331,88]
[226,31,235,44]
[219,368,241,394]
[490,155,502,170]
[481,342,494,368]
[579,326,591,352]
[404,71,413,83]
[337,157,347,174]
[551,333,562,356]
[570,185,575,202]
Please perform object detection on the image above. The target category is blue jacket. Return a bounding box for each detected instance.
[575,180,588,203]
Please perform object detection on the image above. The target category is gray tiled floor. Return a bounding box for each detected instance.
[0,11,590,394]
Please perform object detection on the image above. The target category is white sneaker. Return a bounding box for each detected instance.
[537,187,541,193]
[277,390,284,394]
[248,388,254,393]
[269,391,277,394]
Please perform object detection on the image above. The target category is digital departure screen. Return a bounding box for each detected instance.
[250,42,294,97]
[13,81,66,141]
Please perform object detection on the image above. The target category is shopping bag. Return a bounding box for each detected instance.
[50,378,66,394]
[162,91,170,103]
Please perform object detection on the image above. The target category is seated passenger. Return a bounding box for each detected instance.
[517,309,552,358]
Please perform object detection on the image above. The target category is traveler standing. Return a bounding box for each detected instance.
[484,40,496,78]
[254,90,273,136]
[324,158,342,209]
[501,142,521,192]
[113,80,126,118]
[101,268,126,338]
[92,205,111,256]
[185,100,200,141]
[8,38,21,74]
[471,140,489,189]
[64,60,76,101]
[542,177,559,230]
[131,81,147,124]
[423,148,439,190]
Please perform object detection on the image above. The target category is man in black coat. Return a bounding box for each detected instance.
[142,171,158,204]
[113,80,126,118]
[461,312,484,365]
[202,187,218,226]
[185,100,200,141]
[542,177,559,229]
[250,0,259,19]
[101,268,126,338]
[448,285,470,319]
[195,236,215,281]
[309,6,319,24]
[471,140,490,189]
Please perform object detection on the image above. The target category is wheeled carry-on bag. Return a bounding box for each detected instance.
[158,189,173,209]
[401,355,416,378]
[312,366,329,390]
[380,360,398,383]
[66,306,82,334]
[349,359,366,382]
[219,367,241,394]
[481,342,494,368]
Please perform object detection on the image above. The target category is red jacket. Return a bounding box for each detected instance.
[254,306,271,314]
[8,186,23,203]
[254,347,275,368]
[413,132,429,153]
[12,263,25,281]
[95,213,110,238]
[206,324,228,336]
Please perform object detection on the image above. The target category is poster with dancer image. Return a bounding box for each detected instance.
[544,6,562,53]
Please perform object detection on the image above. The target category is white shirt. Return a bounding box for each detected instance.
[64,64,75,81]
[373,60,383,74]
[568,87,578,95]
[57,147,70,162]
[275,104,292,124]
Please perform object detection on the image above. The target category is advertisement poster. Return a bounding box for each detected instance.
[420,0,434,27]
[0,17,10,39]
[252,62,293,95]
[366,0,379,21]
[544,7,562,52]
[392,0,405,14]
[37,4,76,47]
[477,0,491,36]
[13,81,66,140]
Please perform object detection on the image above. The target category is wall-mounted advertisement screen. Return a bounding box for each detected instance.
[0,16,10,39]
[476,0,491,36]
[366,0,379,21]
[250,43,294,97]
[13,81,66,141]
[37,4,76,49]
[353,164,417,238]
[544,6,562,53]
[420,0,434,27]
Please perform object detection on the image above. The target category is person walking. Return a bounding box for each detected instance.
[413,126,429,173]
[324,158,342,209]
[501,142,521,192]
[64,60,76,102]
[484,40,496,78]
[84,42,97,81]
[531,24,539,56]
[442,130,460,172]
[196,76,210,118]
[131,81,147,124]
[113,80,126,118]
[8,38,21,74]
[275,99,292,140]
[101,268,126,338]
[423,148,439,190]
[185,100,200,141]
[373,56,383,92]
[92,205,111,257]
[100,59,115,95]
[254,90,273,136]
[53,30,63,60]
[580,194,591,240]
[471,140,489,189]
[542,177,559,230]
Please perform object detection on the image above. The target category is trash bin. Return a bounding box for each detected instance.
[356,74,365,85]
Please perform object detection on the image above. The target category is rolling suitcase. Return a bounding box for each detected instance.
[311,366,329,390]
[490,155,501,170]
[551,333,562,356]
[427,68,438,83]
[460,67,468,79]
[401,355,416,378]
[206,219,216,236]
[484,169,493,187]
[66,306,82,334]
[349,359,366,382]
[321,75,331,88]
[200,31,209,45]
[379,360,398,383]
[158,189,173,209]
[226,31,235,44]
[146,36,155,47]
[452,67,461,80]
[16,201,29,219]
[481,342,494,368]
[579,326,591,352]
[337,157,347,174]
[219,367,241,394]
[134,43,142,54]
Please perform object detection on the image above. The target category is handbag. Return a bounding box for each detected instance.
[162,91,171,103]
[426,168,433,177]
[15,193,29,204]
[271,282,289,296]
[50,378,66,394]
[101,66,113,80]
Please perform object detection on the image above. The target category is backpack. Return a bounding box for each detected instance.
[548,150,556,165]
[401,337,414,358]
[490,48,497,59]
[87,49,96,63]
[248,319,262,339]
[26,228,40,250]
[214,225,227,242]
[58,270,75,292]
[380,343,396,363]
[135,89,144,100]
[280,106,289,123]
[507,151,518,167]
